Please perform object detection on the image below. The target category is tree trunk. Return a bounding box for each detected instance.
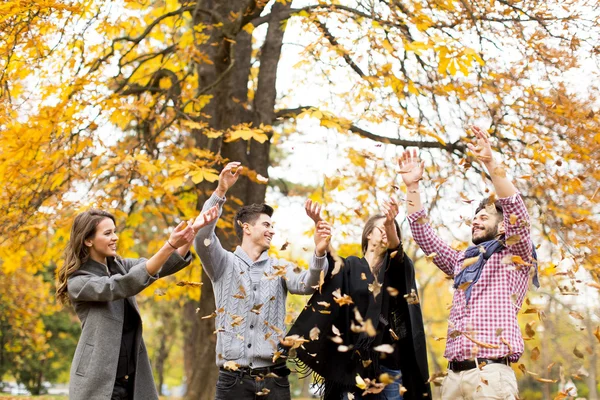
[182,1,290,398]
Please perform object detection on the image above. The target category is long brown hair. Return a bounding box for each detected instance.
[361,214,403,257]
[56,209,116,306]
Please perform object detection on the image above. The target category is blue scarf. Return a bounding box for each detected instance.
[454,239,539,303]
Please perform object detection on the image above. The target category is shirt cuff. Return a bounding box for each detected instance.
[407,208,427,222]
[498,192,522,205]
[310,252,328,271]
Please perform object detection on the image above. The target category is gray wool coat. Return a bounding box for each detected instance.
[67,252,191,400]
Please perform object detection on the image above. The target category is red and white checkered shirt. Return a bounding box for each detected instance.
[407,193,534,363]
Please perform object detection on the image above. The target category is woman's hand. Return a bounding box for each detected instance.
[168,221,195,249]
[305,199,323,224]
[314,220,332,257]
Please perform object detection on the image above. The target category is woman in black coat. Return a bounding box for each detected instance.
[284,200,431,400]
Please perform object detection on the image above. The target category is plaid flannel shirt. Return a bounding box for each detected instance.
[407,193,534,362]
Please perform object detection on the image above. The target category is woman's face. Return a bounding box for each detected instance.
[367,219,388,252]
[86,217,118,263]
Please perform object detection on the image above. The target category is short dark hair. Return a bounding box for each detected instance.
[234,203,274,240]
[475,197,504,219]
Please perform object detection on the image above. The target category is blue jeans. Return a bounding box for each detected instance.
[380,366,403,400]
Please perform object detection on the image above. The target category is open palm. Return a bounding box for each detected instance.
[398,149,424,187]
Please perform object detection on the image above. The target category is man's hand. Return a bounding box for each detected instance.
[314,221,332,257]
[191,206,219,233]
[215,162,242,198]
[467,126,494,165]
[382,197,399,227]
[399,149,425,188]
[304,199,323,224]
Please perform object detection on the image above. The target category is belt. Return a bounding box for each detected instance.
[448,357,510,372]
[219,363,289,378]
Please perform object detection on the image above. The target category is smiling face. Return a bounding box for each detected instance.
[85,217,118,264]
[242,213,275,252]
[472,209,503,245]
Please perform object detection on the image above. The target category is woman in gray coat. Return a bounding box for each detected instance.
[56,208,215,400]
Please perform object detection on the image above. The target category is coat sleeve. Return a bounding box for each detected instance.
[68,262,157,302]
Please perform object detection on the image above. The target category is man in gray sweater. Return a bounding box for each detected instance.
[193,161,331,400]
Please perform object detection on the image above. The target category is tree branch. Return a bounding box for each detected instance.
[275,107,468,153]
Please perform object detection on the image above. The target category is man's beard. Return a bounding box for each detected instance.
[472,225,499,245]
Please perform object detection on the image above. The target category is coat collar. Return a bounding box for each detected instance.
[80,257,126,276]
[234,246,270,268]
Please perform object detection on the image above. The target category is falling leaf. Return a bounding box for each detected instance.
[154,289,167,296]
[251,304,264,314]
[531,346,540,361]
[332,325,341,336]
[256,388,271,396]
[425,252,437,262]
[233,285,246,299]
[338,345,350,352]
[317,301,330,308]
[223,361,240,371]
[365,319,376,337]
[176,281,203,288]
[509,214,519,225]
[280,240,289,251]
[511,255,533,266]
[573,346,584,359]
[331,255,344,276]
[362,360,372,368]
[256,174,269,183]
[203,238,211,246]
[547,362,556,372]
[331,336,343,344]
[387,287,399,296]
[310,327,320,341]
[361,273,367,280]
[373,344,394,354]
[462,256,480,268]
[585,281,600,290]
[535,377,558,383]
[272,351,282,363]
[368,278,382,298]
[379,373,395,385]
[201,312,217,320]
[457,281,472,291]
[505,234,521,246]
[332,289,354,306]
[355,374,367,390]
[525,321,536,339]
[280,334,309,349]
[569,311,584,320]
[390,250,398,258]
[594,326,600,343]
[415,216,429,225]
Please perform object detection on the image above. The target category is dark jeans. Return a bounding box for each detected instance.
[215,369,291,400]
[111,376,133,400]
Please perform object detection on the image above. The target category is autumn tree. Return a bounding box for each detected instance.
[2,0,600,398]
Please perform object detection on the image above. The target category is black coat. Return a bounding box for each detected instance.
[285,251,431,400]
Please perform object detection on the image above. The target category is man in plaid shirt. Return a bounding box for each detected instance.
[399,126,537,399]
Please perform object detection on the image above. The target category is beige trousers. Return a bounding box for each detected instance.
[441,364,519,400]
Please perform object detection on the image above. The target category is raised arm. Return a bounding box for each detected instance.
[382,196,400,250]
[399,149,460,276]
[467,126,517,198]
[193,162,242,282]
[285,220,331,294]
[468,126,532,263]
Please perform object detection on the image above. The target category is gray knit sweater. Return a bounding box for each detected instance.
[194,193,328,368]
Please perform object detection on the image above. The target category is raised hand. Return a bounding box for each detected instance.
[466,126,493,164]
[191,205,219,233]
[304,199,323,224]
[382,197,399,227]
[398,149,425,188]
[168,221,196,249]
[215,162,242,197]
[314,220,332,257]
